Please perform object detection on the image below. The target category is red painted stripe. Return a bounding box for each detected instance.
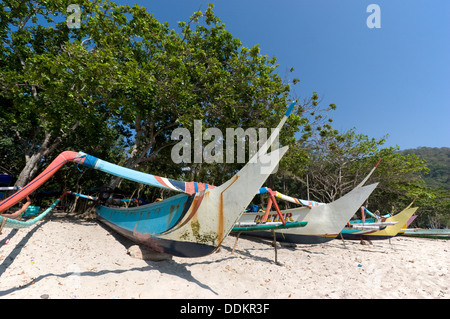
[185,182,195,195]
[154,176,172,190]
[0,151,80,213]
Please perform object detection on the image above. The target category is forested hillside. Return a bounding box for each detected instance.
[399,147,449,228]
[402,147,450,190]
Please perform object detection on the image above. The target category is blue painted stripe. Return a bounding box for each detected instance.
[79,152,188,193]
[284,102,296,117]
[168,179,186,192]
[94,158,163,189]
[80,153,99,169]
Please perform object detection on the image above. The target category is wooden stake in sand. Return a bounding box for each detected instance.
[340,232,347,249]
[0,218,6,234]
[232,232,241,254]
[272,230,278,264]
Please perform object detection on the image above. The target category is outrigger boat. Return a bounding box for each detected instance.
[340,200,419,240]
[400,215,450,239]
[233,161,380,244]
[337,206,398,237]
[0,103,295,257]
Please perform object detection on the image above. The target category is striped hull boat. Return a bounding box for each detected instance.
[96,194,218,257]
[92,105,296,257]
[95,144,287,257]
[0,104,304,256]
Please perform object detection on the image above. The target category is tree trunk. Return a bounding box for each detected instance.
[14,130,64,187]
[14,149,46,187]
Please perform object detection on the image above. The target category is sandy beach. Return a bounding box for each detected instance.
[0,213,448,300]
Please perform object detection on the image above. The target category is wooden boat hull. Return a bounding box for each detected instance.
[236,183,378,244]
[97,196,218,257]
[239,230,338,244]
[96,146,289,257]
[94,105,296,257]
[340,202,418,240]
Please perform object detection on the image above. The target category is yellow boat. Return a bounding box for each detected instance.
[340,200,418,240]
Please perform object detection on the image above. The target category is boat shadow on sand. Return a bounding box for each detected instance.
[0,220,221,297]
[0,220,47,278]
[225,233,404,260]
[0,263,220,298]
[222,233,325,263]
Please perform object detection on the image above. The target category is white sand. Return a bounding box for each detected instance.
[0,214,448,299]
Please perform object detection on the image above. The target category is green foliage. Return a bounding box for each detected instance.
[398,147,450,228]
[0,0,319,192]
[402,147,450,190]
[276,128,449,227]
[0,0,130,186]
[277,128,388,203]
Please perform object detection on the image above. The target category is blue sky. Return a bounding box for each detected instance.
[114,0,449,150]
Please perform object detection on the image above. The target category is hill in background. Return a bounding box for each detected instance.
[402,147,450,190]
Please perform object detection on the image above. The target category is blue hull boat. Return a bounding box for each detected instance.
[0,104,295,258]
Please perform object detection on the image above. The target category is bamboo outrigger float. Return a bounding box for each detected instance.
[402,228,450,239]
[0,103,296,257]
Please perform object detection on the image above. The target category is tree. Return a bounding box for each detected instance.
[287,128,387,203]
[1,0,335,203]
[273,126,432,216]
[101,3,306,188]
[0,0,128,186]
